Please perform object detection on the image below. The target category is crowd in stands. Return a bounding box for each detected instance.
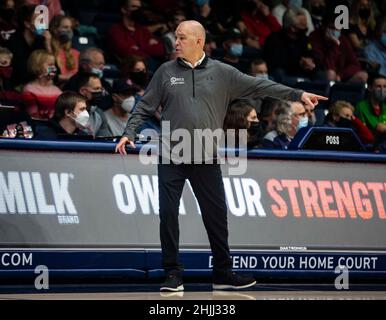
[0,0,385,152]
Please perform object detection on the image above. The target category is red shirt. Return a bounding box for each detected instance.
[241,12,281,47]
[107,22,165,59]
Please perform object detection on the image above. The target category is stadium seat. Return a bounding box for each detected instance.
[329,82,366,105]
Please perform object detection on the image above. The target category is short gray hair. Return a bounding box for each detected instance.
[282,8,307,29]
[79,47,104,64]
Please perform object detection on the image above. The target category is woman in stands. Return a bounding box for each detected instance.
[21,49,62,120]
[50,15,80,83]
[223,99,265,149]
[347,0,377,56]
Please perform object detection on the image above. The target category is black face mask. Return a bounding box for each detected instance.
[130,9,148,25]
[90,91,104,106]
[295,28,308,37]
[358,8,371,20]
[248,121,266,137]
[336,117,353,128]
[130,71,148,88]
[310,5,325,17]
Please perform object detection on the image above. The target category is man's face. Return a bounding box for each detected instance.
[291,102,306,127]
[250,63,268,77]
[175,24,201,59]
[122,0,141,15]
[371,78,386,94]
[81,77,103,100]
[89,52,105,71]
[69,101,87,120]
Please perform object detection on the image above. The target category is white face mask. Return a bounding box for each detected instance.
[121,96,136,113]
[74,110,90,128]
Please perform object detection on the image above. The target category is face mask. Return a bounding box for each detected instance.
[248,121,265,136]
[336,117,353,128]
[0,66,13,79]
[289,0,302,8]
[129,71,148,87]
[121,96,136,113]
[90,91,104,105]
[257,74,269,80]
[380,33,386,47]
[130,9,147,24]
[358,8,371,20]
[230,43,243,57]
[91,67,104,78]
[45,66,57,78]
[295,27,308,37]
[310,5,325,17]
[374,88,386,103]
[73,110,90,128]
[297,116,308,130]
[196,0,209,6]
[327,28,341,40]
[58,30,73,43]
[34,25,46,36]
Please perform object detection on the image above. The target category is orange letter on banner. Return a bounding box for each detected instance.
[367,183,386,219]
[282,180,301,217]
[317,181,338,218]
[299,180,323,218]
[267,179,287,218]
[332,181,357,219]
[352,182,373,220]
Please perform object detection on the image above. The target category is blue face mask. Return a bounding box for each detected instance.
[289,0,303,8]
[327,28,341,40]
[34,25,46,36]
[230,43,243,57]
[381,33,386,47]
[196,0,209,6]
[297,116,309,130]
[257,74,269,80]
[91,68,103,78]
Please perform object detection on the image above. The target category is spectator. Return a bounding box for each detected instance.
[223,99,265,149]
[204,32,217,58]
[324,100,374,144]
[239,0,281,47]
[305,0,326,30]
[248,58,269,79]
[347,0,376,56]
[363,18,386,77]
[21,49,62,120]
[219,28,250,73]
[77,73,112,137]
[6,5,53,86]
[107,0,166,68]
[33,91,91,140]
[50,15,80,83]
[104,79,136,137]
[356,74,386,141]
[259,97,291,135]
[262,107,294,149]
[264,8,325,85]
[120,55,149,97]
[272,0,315,35]
[0,0,17,46]
[304,102,317,126]
[0,46,21,106]
[290,100,309,131]
[64,47,112,94]
[163,10,186,57]
[309,9,368,83]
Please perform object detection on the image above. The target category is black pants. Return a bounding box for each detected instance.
[158,163,232,275]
